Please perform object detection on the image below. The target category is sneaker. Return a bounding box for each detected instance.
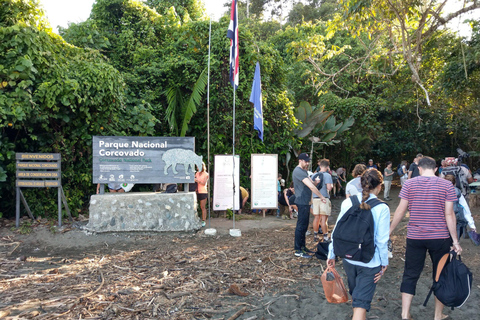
[313,233,319,242]
[301,246,315,254]
[305,230,312,236]
[323,234,330,242]
[294,250,313,259]
[201,221,206,227]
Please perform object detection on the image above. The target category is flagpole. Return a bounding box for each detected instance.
[232,89,236,230]
[227,0,240,236]
[207,18,212,229]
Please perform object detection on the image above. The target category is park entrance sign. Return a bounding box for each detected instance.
[93,136,199,185]
[89,136,203,233]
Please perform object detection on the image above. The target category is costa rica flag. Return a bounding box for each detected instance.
[227,0,239,89]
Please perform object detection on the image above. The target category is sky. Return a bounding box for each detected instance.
[39,0,478,37]
[39,0,228,33]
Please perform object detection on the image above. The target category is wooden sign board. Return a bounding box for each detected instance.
[16,153,61,188]
[16,180,61,187]
[16,153,61,160]
[17,171,60,178]
[92,136,199,184]
[17,162,60,169]
[15,153,67,228]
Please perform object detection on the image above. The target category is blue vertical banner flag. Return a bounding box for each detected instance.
[250,62,263,142]
[227,0,239,89]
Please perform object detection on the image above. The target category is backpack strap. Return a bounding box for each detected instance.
[365,198,389,208]
[350,194,360,207]
[435,253,450,282]
[423,287,434,307]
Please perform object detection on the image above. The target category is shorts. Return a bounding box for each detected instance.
[343,260,381,312]
[197,193,208,201]
[312,198,331,216]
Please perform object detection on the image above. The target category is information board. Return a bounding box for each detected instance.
[15,153,61,188]
[213,155,240,211]
[15,153,69,227]
[92,136,200,184]
[251,154,278,209]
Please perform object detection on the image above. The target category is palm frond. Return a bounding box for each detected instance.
[180,68,208,136]
[165,86,183,135]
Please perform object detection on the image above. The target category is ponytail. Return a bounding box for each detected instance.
[360,188,371,210]
[359,168,383,209]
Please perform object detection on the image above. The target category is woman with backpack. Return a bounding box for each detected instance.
[443,174,477,237]
[327,169,390,320]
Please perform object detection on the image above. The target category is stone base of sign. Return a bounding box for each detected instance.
[86,192,201,233]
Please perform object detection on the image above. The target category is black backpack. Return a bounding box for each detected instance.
[332,196,386,263]
[315,241,330,260]
[423,251,472,310]
[311,172,324,191]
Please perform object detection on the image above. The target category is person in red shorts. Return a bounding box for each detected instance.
[389,156,462,320]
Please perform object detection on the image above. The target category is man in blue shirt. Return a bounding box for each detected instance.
[311,159,333,242]
[367,159,378,169]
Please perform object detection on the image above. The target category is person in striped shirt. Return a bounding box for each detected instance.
[389,156,462,320]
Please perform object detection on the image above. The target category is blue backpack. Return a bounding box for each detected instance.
[453,187,468,236]
[397,164,404,177]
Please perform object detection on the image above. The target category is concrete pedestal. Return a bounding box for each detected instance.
[86,192,201,232]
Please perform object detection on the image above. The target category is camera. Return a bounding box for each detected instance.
[457,148,470,163]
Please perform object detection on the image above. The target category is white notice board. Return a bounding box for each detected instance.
[251,154,278,209]
[213,155,240,211]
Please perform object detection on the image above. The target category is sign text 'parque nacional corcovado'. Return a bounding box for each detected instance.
[93,136,202,184]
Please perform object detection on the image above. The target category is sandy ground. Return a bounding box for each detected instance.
[1,183,480,319]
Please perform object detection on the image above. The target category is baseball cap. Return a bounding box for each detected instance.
[298,153,311,162]
[369,159,373,162]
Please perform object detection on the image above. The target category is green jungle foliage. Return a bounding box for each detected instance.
[1,0,479,219]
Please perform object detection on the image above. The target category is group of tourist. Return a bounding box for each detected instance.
[291,152,475,320]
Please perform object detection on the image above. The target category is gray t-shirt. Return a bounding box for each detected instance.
[292,166,311,205]
[312,171,332,198]
[384,168,393,181]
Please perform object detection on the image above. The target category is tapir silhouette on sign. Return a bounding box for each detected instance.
[162,149,203,175]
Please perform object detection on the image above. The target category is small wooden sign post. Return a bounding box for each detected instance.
[15,153,71,227]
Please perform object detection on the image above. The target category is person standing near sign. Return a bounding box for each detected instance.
[96,183,124,194]
[195,162,209,227]
[195,162,208,227]
[293,153,327,259]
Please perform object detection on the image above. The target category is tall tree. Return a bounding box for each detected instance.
[146,0,206,21]
[328,0,480,105]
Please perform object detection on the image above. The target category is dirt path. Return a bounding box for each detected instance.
[1,184,479,319]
